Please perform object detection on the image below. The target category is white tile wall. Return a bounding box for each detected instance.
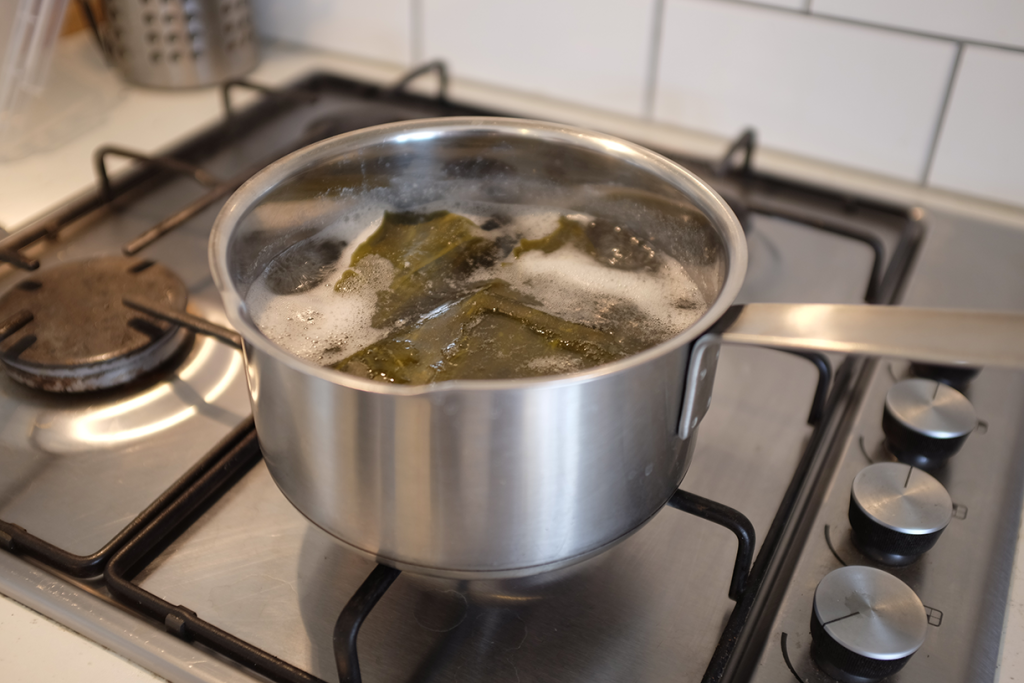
[246,0,1024,209]
[420,0,656,118]
[812,0,1024,50]
[928,46,1024,207]
[737,0,808,11]
[249,0,413,66]
[653,0,957,181]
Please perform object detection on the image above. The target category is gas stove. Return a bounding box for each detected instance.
[1,64,1023,683]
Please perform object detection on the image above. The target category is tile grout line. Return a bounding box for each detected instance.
[710,0,1024,55]
[410,0,424,64]
[921,42,964,186]
[643,0,667,120]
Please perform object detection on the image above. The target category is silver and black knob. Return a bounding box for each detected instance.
[849,462,952,565]
[811,566,927,683]
[883,378,977,468]
[910,361,980,392]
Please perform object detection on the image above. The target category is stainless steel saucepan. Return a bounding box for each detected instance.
[209,118,1024,579]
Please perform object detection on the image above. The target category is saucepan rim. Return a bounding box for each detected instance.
[209,116,747,395]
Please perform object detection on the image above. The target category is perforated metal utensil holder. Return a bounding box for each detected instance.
[102,0,258,88]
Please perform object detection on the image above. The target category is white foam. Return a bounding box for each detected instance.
[246,253,395,366]
[497,246,703,335]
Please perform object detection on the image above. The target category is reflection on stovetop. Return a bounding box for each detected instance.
[0,332,247,555]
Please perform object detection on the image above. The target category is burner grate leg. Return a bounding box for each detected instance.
[334,564,402,683]
[668,489,755,601]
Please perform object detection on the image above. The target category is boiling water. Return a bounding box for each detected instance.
[245,201,708,378]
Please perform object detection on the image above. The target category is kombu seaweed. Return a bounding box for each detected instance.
[335,210,503,328]
[329,210,665,384]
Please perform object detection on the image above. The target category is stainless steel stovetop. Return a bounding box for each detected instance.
[0,70,1022,683]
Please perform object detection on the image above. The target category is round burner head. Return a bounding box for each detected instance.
[0,256,190,392]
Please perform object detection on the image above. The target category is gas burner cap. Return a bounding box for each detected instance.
[0,256,190,392]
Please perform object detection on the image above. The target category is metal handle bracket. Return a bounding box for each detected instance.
[678,333,722,440]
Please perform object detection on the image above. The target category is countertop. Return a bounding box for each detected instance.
[1,33,1023,683]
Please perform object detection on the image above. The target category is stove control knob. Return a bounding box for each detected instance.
[883,378,977,468]
[849,462,952,565]
[910,361,980,392]
[811,566,927,683]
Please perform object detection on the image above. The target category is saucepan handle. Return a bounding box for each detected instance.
[678,303,1024,440]
[714,303,1024,369]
